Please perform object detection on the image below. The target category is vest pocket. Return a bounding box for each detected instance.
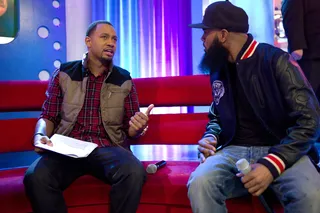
[252,76,265,108]
[101,89,127,125]
[101,107,124,125]
[103,88,129,108]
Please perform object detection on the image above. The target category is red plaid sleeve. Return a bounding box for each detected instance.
[123,81,140,134]
[39,69,62,126]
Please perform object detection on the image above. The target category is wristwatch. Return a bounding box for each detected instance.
[34,132,45,137]
[139,126,148,136]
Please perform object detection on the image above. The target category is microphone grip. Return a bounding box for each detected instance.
[258,196,274,213]
[155,160,166,168]
[236,159,275,213]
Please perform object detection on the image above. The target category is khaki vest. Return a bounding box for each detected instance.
[54,60,133,146]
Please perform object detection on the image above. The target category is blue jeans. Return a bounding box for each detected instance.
[187,146,320,213]
[24,147,146,213]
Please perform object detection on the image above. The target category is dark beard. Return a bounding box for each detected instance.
[100,57,112,67]
[199,37,229,75]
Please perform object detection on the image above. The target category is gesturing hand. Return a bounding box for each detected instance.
[129,104,154,133]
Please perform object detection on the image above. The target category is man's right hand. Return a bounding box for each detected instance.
[197,136,217,163]
[34,135,52,153]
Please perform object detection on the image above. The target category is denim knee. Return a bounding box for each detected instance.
[187,169,224,201]
[23,167,44,190]
[305,186,320,208]
[121,160,146,184]
[188,172,211,197]
[292,182,320,210]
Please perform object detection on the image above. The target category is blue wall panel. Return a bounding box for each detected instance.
[0,0,66,81]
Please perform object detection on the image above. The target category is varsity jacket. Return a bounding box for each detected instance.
[203,34,320,179]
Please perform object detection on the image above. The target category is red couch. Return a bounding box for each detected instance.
[0,75,283,213]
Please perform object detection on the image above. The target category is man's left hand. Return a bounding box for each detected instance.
[129,104,154,133]
[236,163,274,196]
[292,49,303,61]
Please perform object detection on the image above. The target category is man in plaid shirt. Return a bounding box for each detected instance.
[23,20,153,213]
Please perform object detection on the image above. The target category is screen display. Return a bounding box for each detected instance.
[0,0,19,42]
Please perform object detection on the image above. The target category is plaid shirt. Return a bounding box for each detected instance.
[40,68,140,146]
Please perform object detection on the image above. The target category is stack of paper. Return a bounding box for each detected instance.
[35,134,98,158]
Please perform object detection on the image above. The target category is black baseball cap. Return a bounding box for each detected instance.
[189,1,249,33]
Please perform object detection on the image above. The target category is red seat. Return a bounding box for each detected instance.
[0,77,284,213]
[0,161,283,213]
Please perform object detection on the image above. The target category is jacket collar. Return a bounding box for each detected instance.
[236,34,259,61]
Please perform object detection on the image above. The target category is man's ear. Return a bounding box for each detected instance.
[219,29,229,43]
[85,36,91,48]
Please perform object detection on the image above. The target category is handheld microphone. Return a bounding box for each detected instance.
[146,160,166,174]
[236,158,251,175]
[236,159,275,213]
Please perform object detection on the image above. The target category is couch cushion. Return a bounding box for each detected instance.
[0,113,209,153]
[133,75,212,107]
[136,113,209,145]
[0,76,212,112]
[0,161,267,213]
[63,161,196,207]
[0,161,196,211]
[0,118,37,152]
[0,167,31,213]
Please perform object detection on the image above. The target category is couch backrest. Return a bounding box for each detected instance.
[0,75,212,152]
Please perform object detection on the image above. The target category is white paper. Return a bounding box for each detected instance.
[35,134,98,158]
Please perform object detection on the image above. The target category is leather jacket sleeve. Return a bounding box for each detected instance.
[202,102,222,142]
[258,53,320,179]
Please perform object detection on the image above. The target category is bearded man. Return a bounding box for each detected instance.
[187,1,320,213]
